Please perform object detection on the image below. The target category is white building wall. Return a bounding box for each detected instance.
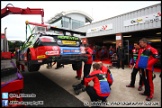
[75,3,161,37]
[67,14,86,23]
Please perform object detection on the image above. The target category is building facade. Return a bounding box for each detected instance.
[75,3,161,46]
[46,10,93,30]
[46,3,161,65]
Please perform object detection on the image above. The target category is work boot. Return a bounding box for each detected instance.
[126,84,135,88]
[72,83,82,88]
[146,96,153,101]
[153,73,156,80]
[139,92,148,96]
[73,83,84,90]
[75,76,81,80]
[138,85,143,91]
[47,65,52,69]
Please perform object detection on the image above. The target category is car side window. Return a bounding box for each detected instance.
[21,34,34,49]
[31,34,40,45]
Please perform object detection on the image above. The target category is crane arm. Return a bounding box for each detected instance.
[1,5,44,24]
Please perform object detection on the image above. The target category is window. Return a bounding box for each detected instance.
[50,18,63,28]
[39,36,55,42]
[62,17,71,29]
[31,34,40,45]
[72,19,84,29]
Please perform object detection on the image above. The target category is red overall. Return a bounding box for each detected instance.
[136,45,159,98]
[76,67,82,78]
[100,65,113,85]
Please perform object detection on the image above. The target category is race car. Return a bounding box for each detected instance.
[19,23,88,72]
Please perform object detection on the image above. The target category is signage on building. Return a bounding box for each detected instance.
[116,36,121,40]
[87,24,113,33]
[124,12,161,26]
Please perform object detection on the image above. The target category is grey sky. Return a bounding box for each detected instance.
[1,1,161,41]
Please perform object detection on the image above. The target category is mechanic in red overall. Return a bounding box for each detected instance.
[98,62,113,88]
[73,44,93,87]
[136,38,159,101]
[72,61,82,80]
[84,63,110,103]
[76,67,82,80]
[81,44,93,84]
[126,42,143,91]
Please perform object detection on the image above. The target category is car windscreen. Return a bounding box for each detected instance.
[39,35,81,47]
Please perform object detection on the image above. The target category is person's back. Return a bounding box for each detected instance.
[84,63,110,102]
[99,62,113,86]
[88,70,110,97]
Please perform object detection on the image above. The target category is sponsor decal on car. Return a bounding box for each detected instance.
[37,55,46,59]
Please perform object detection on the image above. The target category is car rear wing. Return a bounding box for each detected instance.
[26,21,86,39]
[48,26,86,37]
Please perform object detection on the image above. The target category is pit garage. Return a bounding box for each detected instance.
[86,28,161,66]
[76,3,161,66]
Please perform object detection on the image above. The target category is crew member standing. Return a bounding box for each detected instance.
[137,38,159,101]
[126,42,143,91]
[73,44,93,87]
[116,43,125,69]
[82,44,93,84]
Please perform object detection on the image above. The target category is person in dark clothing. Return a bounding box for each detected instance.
[137,38,160,101]
[116,42,125,69]
[92,46,97,60]
[55,62,64,69]
[47,62,52,69]
[84,63,111,103]
[15,47,25,72]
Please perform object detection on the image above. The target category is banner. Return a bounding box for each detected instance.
[124,12,161,26]
[87,24,113,33]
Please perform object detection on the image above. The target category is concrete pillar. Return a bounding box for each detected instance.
[116,33,123,49]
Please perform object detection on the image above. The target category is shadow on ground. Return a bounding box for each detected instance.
[22,72,85,107]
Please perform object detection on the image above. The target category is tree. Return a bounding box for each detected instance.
[8,40,24,52]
